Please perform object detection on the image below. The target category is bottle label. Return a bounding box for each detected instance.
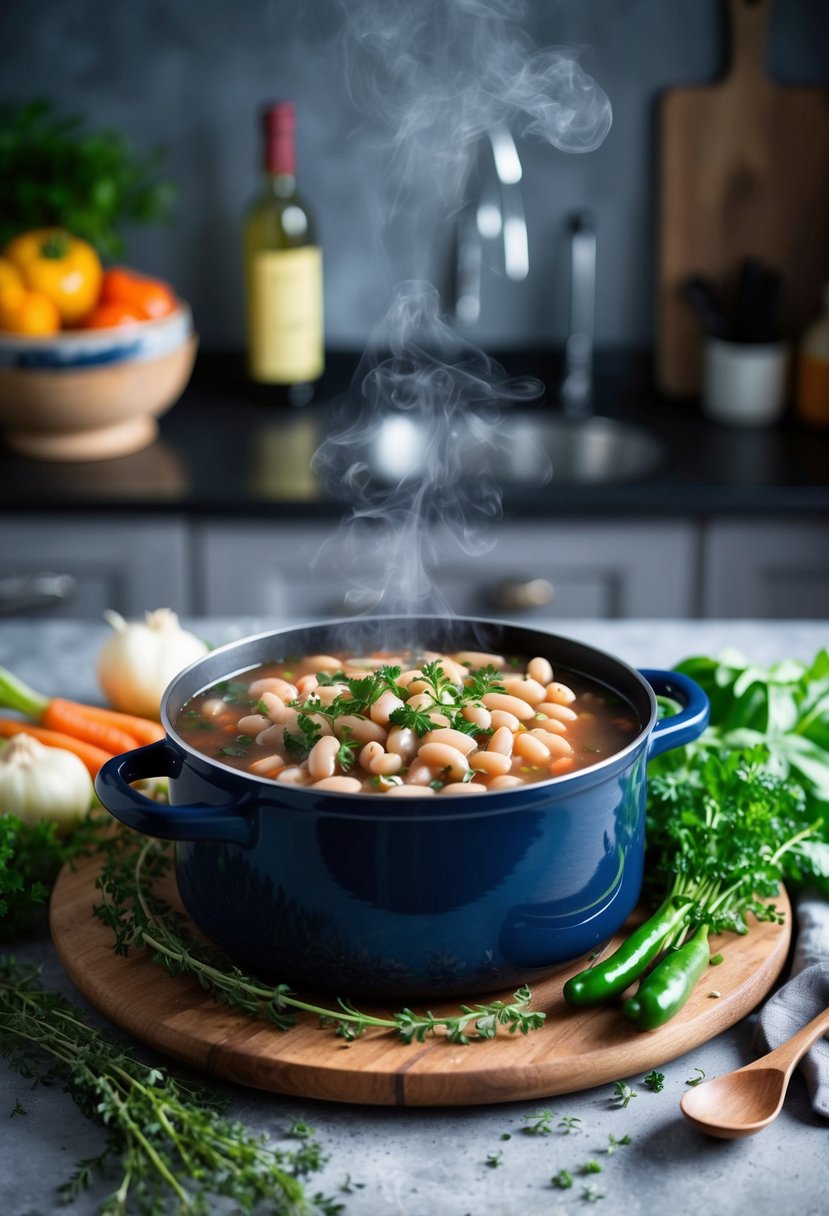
[248,247,323,384]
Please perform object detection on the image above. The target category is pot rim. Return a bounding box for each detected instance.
[160,614,659,800]
[158,612,656,802]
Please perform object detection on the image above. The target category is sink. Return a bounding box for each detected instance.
[348,413,664,487]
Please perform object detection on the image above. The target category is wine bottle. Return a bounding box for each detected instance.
[243,102,324,402]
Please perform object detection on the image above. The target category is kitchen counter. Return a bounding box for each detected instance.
[0,616,827,1216]
[1,350,829,520]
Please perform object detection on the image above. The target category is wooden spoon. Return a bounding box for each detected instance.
[680,1006,829,1138]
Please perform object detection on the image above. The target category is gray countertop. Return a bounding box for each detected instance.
[1,617,827,1216]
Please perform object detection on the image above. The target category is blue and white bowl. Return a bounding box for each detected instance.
[0,303,197,461]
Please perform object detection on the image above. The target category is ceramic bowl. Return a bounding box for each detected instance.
[95,616,710,999]
[0,304,197,460]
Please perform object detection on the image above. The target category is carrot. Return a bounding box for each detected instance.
[0,718,112,778]
[0,665,165,755]
[52,700,165,747]
[41,698,145,754]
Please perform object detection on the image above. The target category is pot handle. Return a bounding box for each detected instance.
[640,669,710,758]
[94,740,257,846]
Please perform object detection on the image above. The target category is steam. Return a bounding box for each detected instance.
[310,282,542,618]
[340,0,612,206]
[308,1,612,629]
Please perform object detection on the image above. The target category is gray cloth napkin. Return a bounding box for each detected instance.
[755,893,829,1119]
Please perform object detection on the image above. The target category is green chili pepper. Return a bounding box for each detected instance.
[563,900,691,1009]
[623,924,710,1030]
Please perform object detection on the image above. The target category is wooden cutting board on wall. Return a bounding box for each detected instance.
[656,0,829,397]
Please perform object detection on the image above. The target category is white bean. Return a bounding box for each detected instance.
[404,762,434,786]
[313,684,348,705]
[489,709,521,732]
[259,691,288,722]
[530,729,573,757]
[528,656,554,686]
[359,740,384,770]
[302,655,345,673]
[385,784,435,797]
[462,704,491,730]
[237,713,270,736]
[312,776,363,793]
[501,676,547,706]
[249,754,285,778]
[513,732,551,764]
[470,751,512,776]
[386,725,419,761]
[334,714,387,745]
[437,781,487,795]
[482,692,536,720]
[536,701,578,723]
[545,681,577,705]
[422,727,478,756]
[276,765,309,786]
[418,742,469,781]
[308,735,341,780]
[532,713,567,735]
[488,774,523,790]
[370,689,404,726]
[249,676,298,701]
[200,698,226,719]
[296,674,319,697]
[398,668,424,688]
[487,726,515,756]
[455,650,505,668]
[369,751,402,776]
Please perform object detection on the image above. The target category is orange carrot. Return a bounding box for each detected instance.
[0,718,112,778]
[52,700,165,746]
[39,699,140,754]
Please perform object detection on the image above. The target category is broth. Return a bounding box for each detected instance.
[174,647,641,795]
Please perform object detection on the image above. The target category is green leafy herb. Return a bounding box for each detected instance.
[0,100,176,257]
[522,1107,556,1136]
[582,1160,603,1174]
[685,1067,705,1087]
[485,1150,504,1168]
[558,1114,583,1134]
[583,1182,604,1202]
[93,829,546,1047]
[0,811,102,940]
[643,1070,665,1093]
[611,1081,637,1109]
[0,957,330,1214]
[606,1133,632,1154]
[283,715,322,762]
[552,1169,573,1189]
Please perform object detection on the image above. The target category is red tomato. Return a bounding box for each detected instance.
[100,267,177,320]
[83,301,146,329]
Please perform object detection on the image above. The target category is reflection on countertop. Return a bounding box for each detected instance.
[0,349,828,519]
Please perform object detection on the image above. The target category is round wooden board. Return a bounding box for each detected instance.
[50,852,791,1107]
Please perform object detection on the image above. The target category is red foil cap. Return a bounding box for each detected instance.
[262,102,295,175]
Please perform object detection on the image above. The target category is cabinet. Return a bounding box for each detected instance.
[0,517,192,618]
[702,518,829,619]
[193,520,699,621]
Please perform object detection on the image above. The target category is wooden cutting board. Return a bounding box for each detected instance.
[49,851,792,1107]
[656,0,829,396]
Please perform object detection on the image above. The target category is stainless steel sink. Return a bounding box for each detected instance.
[350,413,664,487]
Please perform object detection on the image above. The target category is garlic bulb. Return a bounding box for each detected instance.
[97,608,208,720]
[0,734,93,832]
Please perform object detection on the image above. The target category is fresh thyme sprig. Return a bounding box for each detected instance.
[0,957,329,1215]
[93,830,546,1046]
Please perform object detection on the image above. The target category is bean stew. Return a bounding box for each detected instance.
[173,647,641,795]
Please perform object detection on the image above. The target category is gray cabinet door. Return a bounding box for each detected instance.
[0,517,192,618]
[195,520,699,621]
[703,518,829,619]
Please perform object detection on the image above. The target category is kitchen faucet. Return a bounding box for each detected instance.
[453,125,529,326]
[559,211,596,418]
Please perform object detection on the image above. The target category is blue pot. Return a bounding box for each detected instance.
[95,617,709,999]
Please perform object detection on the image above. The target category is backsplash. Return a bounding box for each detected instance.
[0,0,826,351]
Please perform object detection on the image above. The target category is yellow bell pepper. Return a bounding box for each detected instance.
[4,229,102,326]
